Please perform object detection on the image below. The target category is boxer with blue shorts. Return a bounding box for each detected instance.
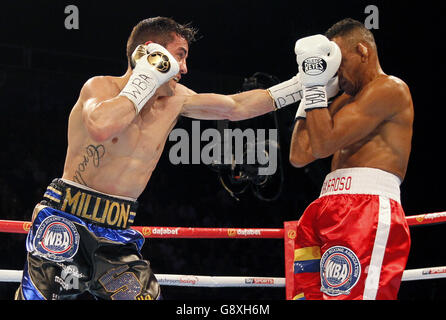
[15,179,159,300]
[14,16,319,300]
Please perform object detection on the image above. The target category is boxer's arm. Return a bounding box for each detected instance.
[289,119,317,167]
[180,89,275,121]
[305,77,410,158]
[177,72,338,121]
[289,95,347,167]
[81,76,147,142]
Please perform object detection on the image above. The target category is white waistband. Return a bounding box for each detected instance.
[319,168,401,203]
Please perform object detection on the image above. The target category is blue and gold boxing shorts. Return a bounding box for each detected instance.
[15,179,160,300]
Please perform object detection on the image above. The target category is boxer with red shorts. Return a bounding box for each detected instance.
[289,19,414,300]
[292,168,410,299]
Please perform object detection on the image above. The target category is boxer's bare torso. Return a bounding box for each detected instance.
[62,34,193,199]
[62,75,185,199]
[61,78,276,199]
[60,33,276,200]
[328,76,413,180]
[290,38,414,181]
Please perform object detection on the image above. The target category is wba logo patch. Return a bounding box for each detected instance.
[33,215,80,262]
[320,246,361,296]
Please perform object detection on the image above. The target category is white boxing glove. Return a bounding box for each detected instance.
[295,76,340,120]
[119,43,180,114]
[267,74,303,109]
[295,34,342,110]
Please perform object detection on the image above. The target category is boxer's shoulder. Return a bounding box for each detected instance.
[356,75,412,110]
[386,75,408,87]
[365,75,410,99]
[80,75,123,101]
[376,76,412,114]
[351,75,413,126]
[386,76,412,105]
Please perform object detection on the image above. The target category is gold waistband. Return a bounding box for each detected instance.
[42,179,138,229]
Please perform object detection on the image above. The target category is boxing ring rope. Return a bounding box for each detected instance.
[0,220,284,239]
[1,266,445,286]
[0,211,446,288]
[1,211,445,237]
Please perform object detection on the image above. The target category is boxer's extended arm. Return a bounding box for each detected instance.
[305,77,410,158]
[180,77,339,121]
[180,89,275,121]
[178,71,327,120]
[81,76,144,142]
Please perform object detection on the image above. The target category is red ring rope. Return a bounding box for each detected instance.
[0,211,444,239]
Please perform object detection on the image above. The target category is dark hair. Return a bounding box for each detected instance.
[325,18,376,50]
[126,16,198,65]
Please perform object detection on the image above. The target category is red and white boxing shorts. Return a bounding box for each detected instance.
[286,167,411,300]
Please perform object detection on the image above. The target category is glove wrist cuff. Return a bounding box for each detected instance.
[119,69,159,114]
[267,76,303,109]
[303,85,328,110]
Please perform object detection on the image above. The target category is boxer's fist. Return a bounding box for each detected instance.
[294,35,342,110]
[131,43,179,86]
[295,35,341,87]
[294,76,340,120]
[120,43,180,113]
[267,74,303,109]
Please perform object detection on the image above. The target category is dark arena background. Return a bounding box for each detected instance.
[0,0,444,306]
